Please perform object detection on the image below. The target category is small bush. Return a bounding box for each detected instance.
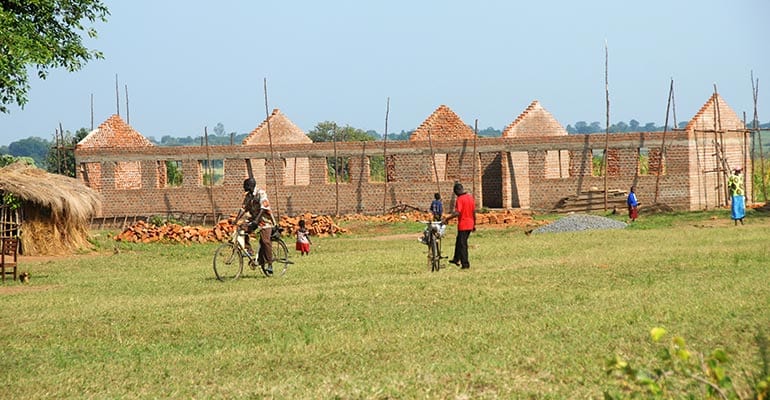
[605,328,770,399]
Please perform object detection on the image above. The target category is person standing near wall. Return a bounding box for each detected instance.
[443,182,476,269]
[728,168,745,225]
[430,193,443,221]
[627,186,639,222]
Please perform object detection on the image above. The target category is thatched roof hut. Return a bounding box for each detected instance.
[0,161,102,255]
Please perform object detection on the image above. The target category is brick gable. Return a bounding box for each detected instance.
[242,109,312,145]
[685,93,745,132]
[76,114,153,149]
[502,100,567,137]
[409,105,475,141]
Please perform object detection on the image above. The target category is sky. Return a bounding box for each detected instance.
[1,0,768,146]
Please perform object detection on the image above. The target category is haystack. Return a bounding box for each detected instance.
[0,161,101,255]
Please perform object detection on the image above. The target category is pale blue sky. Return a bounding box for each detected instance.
[1,0,768,146]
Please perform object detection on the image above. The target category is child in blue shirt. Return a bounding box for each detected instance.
[430,193,443,221]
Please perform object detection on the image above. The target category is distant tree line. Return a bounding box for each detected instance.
[566,120,691,134]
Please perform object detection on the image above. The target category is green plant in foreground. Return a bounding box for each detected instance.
[605,327,770,399]
[2,192,21,210]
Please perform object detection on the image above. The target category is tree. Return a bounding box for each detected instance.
[0,154,35,167]
[307,121,375,183]
[307,121,376,143]
[9,137,50,167]
[0,1,109,113]
[573,121,589,134]
[46,128,89,176]
[610,121,629,133]
[387,130,412,141]
[213,122,225,136]
[478,127,502,137]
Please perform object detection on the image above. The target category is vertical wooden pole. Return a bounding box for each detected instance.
[332,124,339,216]
[204,126,212,186]
[125,84,130,125]
[55,125,62,174]
[654,79,674,204]
[263,78,280,218]
[427,126,440,196]
[714,84,728,206]
[603,40,610,211]
[473,119,478,203]
[115,74,120,116]
[204,126,216,215]
[752,73,767,202]
[382,97,390,214]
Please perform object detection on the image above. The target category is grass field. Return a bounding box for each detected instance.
[1,209,769,399]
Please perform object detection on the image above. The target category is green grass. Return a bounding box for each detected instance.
[2,209,769,399]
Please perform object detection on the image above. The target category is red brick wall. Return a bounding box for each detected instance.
[75,131,751,218]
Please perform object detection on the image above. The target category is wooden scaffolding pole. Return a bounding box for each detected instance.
[654,79,674,204]
[125,84,130,125]
[752,73,767,201]
[427,126,441,197]
[603,40,610,211]
[115,74,120,116]
[332,124,339,216]
[714,84,729,206]
[204,126,216,215]
[382,97,390,214]
[472,119,478,204]
[263,78,280,218]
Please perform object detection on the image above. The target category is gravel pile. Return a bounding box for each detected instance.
[532,214,627,234]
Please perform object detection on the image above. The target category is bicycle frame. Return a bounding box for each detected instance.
[420,220,446,272]
[213,210,291,280]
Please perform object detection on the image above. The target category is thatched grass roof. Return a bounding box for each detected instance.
[0,161,101,224]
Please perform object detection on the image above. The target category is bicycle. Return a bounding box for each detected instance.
[419,220,446,272]
[213,219,292,281]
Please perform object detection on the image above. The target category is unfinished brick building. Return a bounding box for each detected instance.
[74,94,751,220]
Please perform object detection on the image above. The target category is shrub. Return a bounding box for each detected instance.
[605,327,770,399]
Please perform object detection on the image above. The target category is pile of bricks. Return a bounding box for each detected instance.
[278,213,348,237]
[340,209,542,228]
[114,220,218,243]
[113,208,542,244]
[114,213,348,244]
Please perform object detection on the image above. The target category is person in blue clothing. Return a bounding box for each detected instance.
[430,193,443,221]
[627,186,639,222]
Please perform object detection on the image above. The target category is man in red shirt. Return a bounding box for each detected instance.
[443,182,476,269]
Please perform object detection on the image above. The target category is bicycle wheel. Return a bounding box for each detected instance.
[267,239,290,277]
[429,235,441,272]
[213,242,244,281]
